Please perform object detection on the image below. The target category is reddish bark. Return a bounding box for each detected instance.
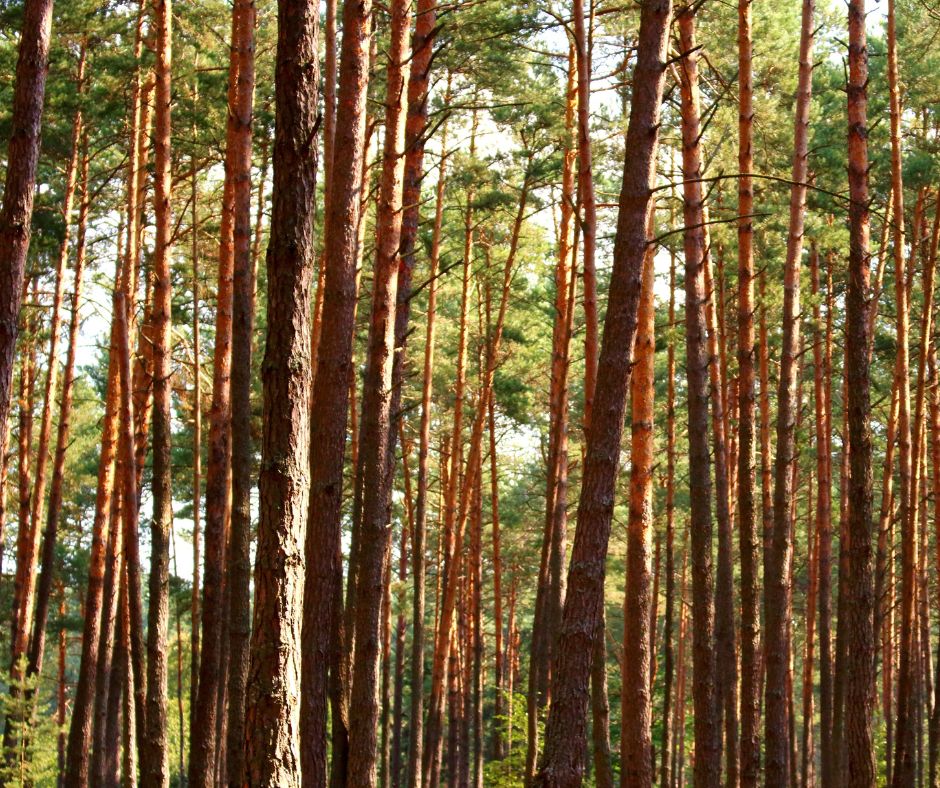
[224,2,257,785]
[0,0,54,469]
[244,0,319,781]
[842,0,877,779]
[620,229,656,788]
[677,8,721,786]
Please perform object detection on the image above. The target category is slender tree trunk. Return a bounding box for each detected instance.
[842,0,876,779]
[190,125,203,739]
[424,117,478,788]
[347,2,413,783]
[676,8,721,786]
[243,0,319,781]
[406,96,448,788]
[619,225,656,788]
[0,0,54,473]
[26,107,88,688]
[660,237,678,788]
[765,0,814,782]
[189,2,244,778]
[533,0,672,780]
[9,54,85,713]
[887,0,916,777]
[140,0,174,782]
[224,4,256,786]
[736,0,760,780]
[65,252,123,786]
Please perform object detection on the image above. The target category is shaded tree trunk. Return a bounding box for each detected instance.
[765,0,814,782]
[532,0,672,780]
[619,227,656,788]
[841,0,877,780]
[676,7,721,786]
[298,0,369,779]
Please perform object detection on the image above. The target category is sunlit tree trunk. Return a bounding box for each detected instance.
[243,0,319,782]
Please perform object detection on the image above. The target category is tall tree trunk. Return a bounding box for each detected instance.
[0,0,54,476]
[190,123,203,739]
[243,0,319,782]
[619,226,656,788]
[532,0,672,780]
[8,53,85,713]
[406,84,447,788]
[65,259,123,787]
[676,7,721,786]
[141,0,174,782]
[842,0,876,779]
[424,116,478,788]
[346,2,413,784]
[887,0,916,778]
[224,3,257,786]
[736,0,760,780]
[765,0,814,782]
[297,0,368,778]
[660,237,678,788]
[189,2,254,783]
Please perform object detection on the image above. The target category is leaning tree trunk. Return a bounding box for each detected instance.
[0,0,54,478]
[243,0,319,782]
[532,0,672,781]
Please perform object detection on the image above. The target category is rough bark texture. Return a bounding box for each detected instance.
[188,0,243,778]
[242,0,318,783]
[736,1,760,783]
[0,0,54,475]
[532,0,672,781]
[842,0,877,781]
[676,9,722,786]
[297,0,369,782]
[223,3,256,786]
[620,235,656,788]
[346,1,412,784]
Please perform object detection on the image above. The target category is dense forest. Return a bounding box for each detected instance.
[0,0,938,785]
